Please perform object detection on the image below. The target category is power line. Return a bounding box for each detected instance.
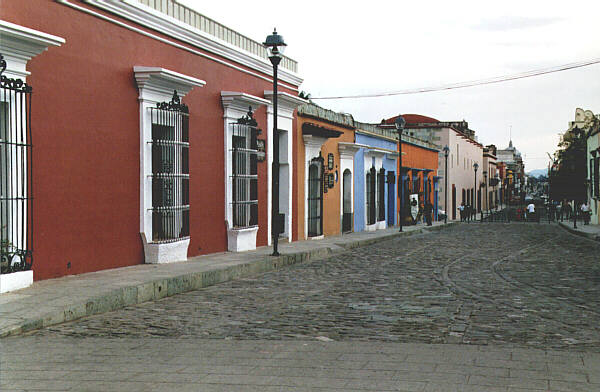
[311,57,600,100]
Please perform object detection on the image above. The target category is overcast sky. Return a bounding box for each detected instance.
[180,0,600,171]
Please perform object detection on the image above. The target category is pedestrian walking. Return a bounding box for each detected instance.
[565,202,572,221]
[424,201,433,226]
[459,202,465,222]
[527,202,536,222]
[581,202,590,225]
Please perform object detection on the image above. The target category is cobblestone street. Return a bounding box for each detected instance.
[31,224,600,352]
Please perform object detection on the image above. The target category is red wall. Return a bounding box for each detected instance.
[2,0,298,279]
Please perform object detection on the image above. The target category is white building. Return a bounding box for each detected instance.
[402,115,484,220]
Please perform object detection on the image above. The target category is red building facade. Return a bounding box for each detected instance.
[1,0,303,282]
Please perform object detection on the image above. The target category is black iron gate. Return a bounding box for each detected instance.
[307,156,323,237]
[231,109,259,228]
[378,168,386,222]
[342,169,352,233]
[0,54,34,274]
[150,91,190,242]
[367,167,376,225]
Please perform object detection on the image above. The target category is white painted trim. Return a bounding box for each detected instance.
[134,66,204,263]
[265,92,306,244]
[339,146,356,229]
[338,142,365,158]
[0,270,33,294]
[0,20,64,79]
[134,66,206,97]
[140,234,190,264]
[221,91,268,251]
[77,0,302,88]
[264,91,308,113]
[303,134,328,240]
[0,22,63,285]
[363,148,389,229]
[227,226,259,252]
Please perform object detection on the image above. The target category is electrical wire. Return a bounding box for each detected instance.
[311,58,600,100]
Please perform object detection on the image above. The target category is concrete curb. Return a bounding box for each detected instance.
[557,222,600,242]
[3,223,456,338]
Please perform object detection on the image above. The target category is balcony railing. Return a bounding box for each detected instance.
[136,0,298,73]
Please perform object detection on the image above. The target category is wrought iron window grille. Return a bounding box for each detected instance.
[308,155,324,237]
[378,168,386,222]
[231,107,260,228]
[367,167,376,225]
[0,54,34,274]
[149,90,190,243]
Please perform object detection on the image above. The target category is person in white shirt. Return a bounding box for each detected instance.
[527,203,535,222]
[581,202,590,225]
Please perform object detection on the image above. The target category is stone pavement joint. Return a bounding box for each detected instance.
[1,337,599,392]
[0,222,455,338]
[29,223,600,351]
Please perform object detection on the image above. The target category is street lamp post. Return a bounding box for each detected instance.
[495,174,499,211]
[264,29,286,256]
[573,200,578,229]
[483,170,488,222]
[473,163,478,222]
[443,146,450,224]
[395,116,406,232]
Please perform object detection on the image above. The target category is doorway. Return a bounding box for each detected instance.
[307,159,323,237]
[342,169,352,232]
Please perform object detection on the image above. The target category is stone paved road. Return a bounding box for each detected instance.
[29,224,600,352]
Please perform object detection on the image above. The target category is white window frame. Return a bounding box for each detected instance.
[0,20,63,293]
[134,66,205,264]
[221,92,268,252]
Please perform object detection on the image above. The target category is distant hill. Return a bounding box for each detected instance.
[527,169,547,178]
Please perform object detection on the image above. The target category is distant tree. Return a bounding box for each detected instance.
[550,126,588,202]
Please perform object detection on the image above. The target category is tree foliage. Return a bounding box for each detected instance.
[549,126,588,201]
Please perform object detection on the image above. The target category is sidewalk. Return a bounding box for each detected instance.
[557,220,600,241]
[0,221,454,338]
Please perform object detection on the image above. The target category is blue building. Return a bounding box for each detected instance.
[352,123,398,232]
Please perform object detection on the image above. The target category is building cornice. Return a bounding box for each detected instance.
[221,91,270,114]
[338,142,366,158]
[264,91,308,110]
[83,0,303,87]
[134,66,205,101]
[0,20,65,78]
[355,129,397,143]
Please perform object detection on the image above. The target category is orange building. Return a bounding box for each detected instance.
[294,104,355,240]
[378,119,440,224]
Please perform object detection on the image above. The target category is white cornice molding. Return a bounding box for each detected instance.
[221,91,270,115]
[303,134,328,150]
[264,91,308,110]
[0,20,65,77]
[134,66,205,101]
[83,0,303,87]
[365,146,397,158]
[338,142,366,158]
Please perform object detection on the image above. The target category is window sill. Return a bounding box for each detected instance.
[365,223,378,232]
[227,226,258,252]
[0,270,33,293]
[141,233,189,264]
